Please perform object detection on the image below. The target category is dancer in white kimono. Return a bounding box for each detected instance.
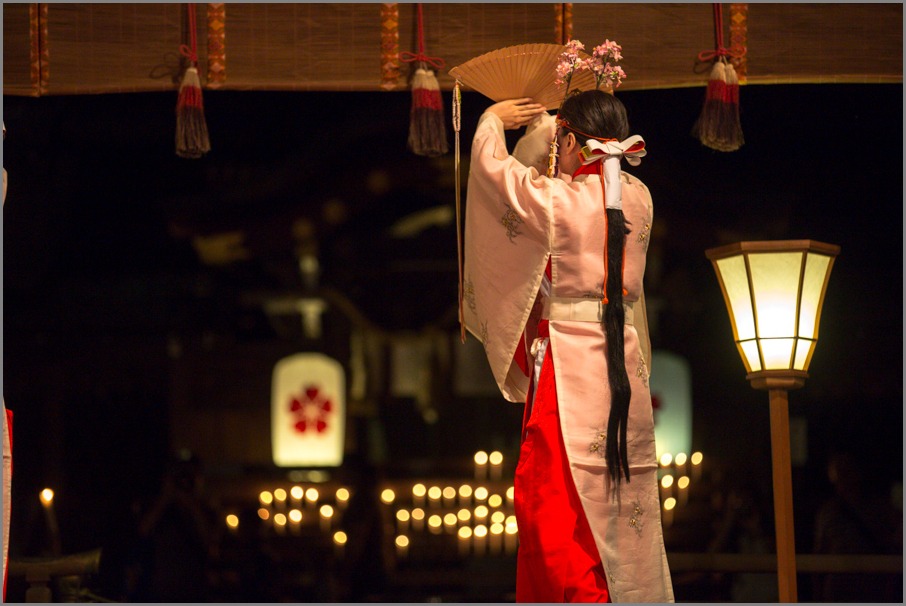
[463,90,673,602]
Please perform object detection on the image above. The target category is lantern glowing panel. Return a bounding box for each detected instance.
[706,241,839,375]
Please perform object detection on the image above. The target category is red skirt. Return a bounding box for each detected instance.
[514,328,610,603]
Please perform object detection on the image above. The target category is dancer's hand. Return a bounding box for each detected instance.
[487,98,547,130]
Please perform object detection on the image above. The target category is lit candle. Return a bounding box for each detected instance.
[674,452,688,477]
[411,507,425,532]
[690,451,703,482]
[458,484,473,508]
[225,513,239,535]
[333,531,347,558]
[412,483,427,508]
[290,485,304,507]
[458,526,473,557]
[335,487,350,511]
[395,534,409,559]
[259,490,274,512]
[305,487,319,510]
[274,487,288,511]
[396,509,411,534]
[288,508,303,535]
[443,513,458,534]
[442,486,457,508]
[473,524,488,556]
[660,474,674,503]
[474,451,489,481]
[659,452,673,469]
[506,486,515,507]
[488,494,503,509]
[381,488,396,506]
[273,512,287,535]
[504,516,518,555]
[427,486,442,508]
[474,486,489,503]
[319,504,334,533]
[490,522,504,555]
[490,510,506,526]
[457,508,472,527]
[662,497,676,528]
[677,475,690,507]
[427,514,443,535]
[489,451,503,481]
[474,505,489,525]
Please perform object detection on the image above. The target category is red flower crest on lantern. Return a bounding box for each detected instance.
[289,384,333,434]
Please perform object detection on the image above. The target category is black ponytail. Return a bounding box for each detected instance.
[604,208,632,486]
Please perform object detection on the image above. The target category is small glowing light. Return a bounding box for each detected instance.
[691,452,703,465]
[474,451,489,465]
[678,476,690,490]
[40,489,54,506]
[674,453,688,467]
[411,508,425,521]
[225,514,239,528]
[490,522,504,535]
[396,509,411,522]
[506,515,517,526]
[273,488,287,502]
[458,484,473,499]
[490,511,506,524]
[320,504,334,519]
[412,483,427,498]
[505,518,518,534]
[474,505,489,519]
[290,485,304,500]
[395,535,410,548]
[443,513,457,527]
[274,513,287,526]
[427,486,442,501]
[489,451,503,466]
[474,524,488,538]
[661,475,674,489]
[257,508,270,521]
[305,487,320,503]
[381,489,396,504]
[457,508,471,522]
[659,453,673,467]
[442,486,456,500]
[506,486,515,500]
[336,487,350,503]
[488,494,503,508]
[288,509,303,523]
[333,531,348,545]
[259,491,274,506]
[474,487,489,501]
[428,514,443,529]
[458,526,473,539]
[664,497,677,511]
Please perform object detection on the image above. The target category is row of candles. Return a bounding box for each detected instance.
[658,451,704,528]
[223,451,519,559]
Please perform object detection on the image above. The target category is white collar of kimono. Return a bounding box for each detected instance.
[576,135,646,210]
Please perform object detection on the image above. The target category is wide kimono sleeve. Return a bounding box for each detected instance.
[463,112,554,403]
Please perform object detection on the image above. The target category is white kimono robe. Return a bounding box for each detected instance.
[463,112,674,602]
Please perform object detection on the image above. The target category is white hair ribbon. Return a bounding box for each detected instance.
[578,135,646,210]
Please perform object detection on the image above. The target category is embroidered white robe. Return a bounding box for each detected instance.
[463,111,673,602]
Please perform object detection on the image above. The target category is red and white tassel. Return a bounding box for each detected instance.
[176,65,211,159]
[407,64,447,157]
[176,3,210,159]
[691,60,727,150]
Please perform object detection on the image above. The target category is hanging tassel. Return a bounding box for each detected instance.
[176,3,211,159]
[401,4,447,157]
[453,81,466,342]
[693,3,744,152]
[691,60,727,150]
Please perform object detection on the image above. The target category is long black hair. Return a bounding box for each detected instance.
[559,90,633,487]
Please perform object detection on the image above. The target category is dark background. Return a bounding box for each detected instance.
[2,82,902,600]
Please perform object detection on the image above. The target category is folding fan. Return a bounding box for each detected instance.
[449,43,599,110]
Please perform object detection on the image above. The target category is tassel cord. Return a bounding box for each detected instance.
[179,3,199,67]
[453,82,465,343]
[696,3,746,64]
[400,4,445,71]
